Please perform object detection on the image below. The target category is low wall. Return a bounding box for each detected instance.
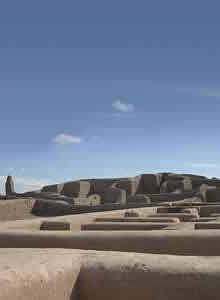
[0,197,160,222]
[0,198,36,221]
[199,205,220,217]
[81,222,173,230]
[147,213,199,222]
[1,230,220,255]
[0,206,158,231]
[195,223,220,230]
[0,248,81,300]
[78,251,220,300]
[94,217,180,223]
[1,248,220,300]
[149,192,197,202]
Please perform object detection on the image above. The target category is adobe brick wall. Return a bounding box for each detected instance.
[1,249,220,300]
[195,223,220,230]
[0,198,36,221]
[0,206,158,231]
[94,217,180,223]
[199,205,220,217]
[81,222,174,231]
[0,248,81,300]
[1,230,220,256]
[78,251,220,300]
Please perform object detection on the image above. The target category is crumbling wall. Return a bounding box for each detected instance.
[1,249,220,300]
[78,251,220,300]
[61,181,90,198]
[104,187,126,204]
[88,179,119,200]
[148,191,197,202]
[32,199,73,217]
[136,174,161,194]
[0,249,81,300]
[114,176,141,197]
[1,230,220,256]
[41,183,64,194]
[204,188,220,202]
[0,199,36,221]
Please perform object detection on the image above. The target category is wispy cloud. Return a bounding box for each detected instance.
[112,99,135,113]
[53,133,82,145]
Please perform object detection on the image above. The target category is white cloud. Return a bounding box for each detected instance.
[112,99,135,113]
[53,133,82,145]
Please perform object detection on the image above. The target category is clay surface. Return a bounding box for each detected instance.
[79,250,220,300]
[0,198,36,221]
[2,172,220,298]
[0,248,81,300]
[1,249,220,300]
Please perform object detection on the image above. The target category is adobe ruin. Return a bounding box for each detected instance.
[1,172,220,299]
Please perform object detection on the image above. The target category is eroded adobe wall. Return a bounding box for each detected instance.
[38,172,220,206]
[149,191,197,202]
[41,180,91,198]
[1,230,220,256]
[0,206,158,231]
[199,205,220,216]
[78,251,220,300]
[0,248,81,300]
[62,181,90,198]
[41,183,64,194]
[31,199,73,217]
[114,176,140,197]
[0,198,36,221]
[81,222,174,231]
[136,174,161,194]
[88,179,120,200]
[1,249,220,300]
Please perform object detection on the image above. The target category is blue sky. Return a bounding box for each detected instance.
[1,0,220,192]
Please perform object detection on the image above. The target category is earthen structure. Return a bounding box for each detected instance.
[1,172,220,299]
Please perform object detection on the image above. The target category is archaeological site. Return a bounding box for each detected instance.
[1,172,220,299]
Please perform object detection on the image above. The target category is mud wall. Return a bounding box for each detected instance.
[1,248,220,300]
[1,230,220,256]
[0,198,36,221]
